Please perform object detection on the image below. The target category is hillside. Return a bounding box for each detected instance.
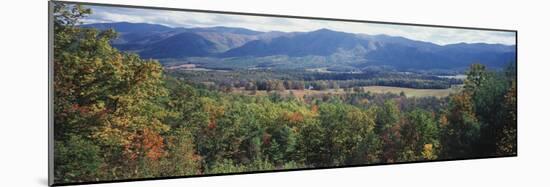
[81,22,516,71]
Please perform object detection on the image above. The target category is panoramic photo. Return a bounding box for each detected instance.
[52,2,517,184]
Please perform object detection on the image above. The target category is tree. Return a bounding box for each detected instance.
[464,64,487,92]
[440,91,480,159]
[343,107,379,164]
[399,91,406,97]
[53,2,170,180]
[160,128,202,176]
[497,80,517,155]
[399,109,439,161]
[374,100,402,162]
[291,81,305,90]
[219,79,234,92]
[296,117,325,166]
[316,81,329,91]
[375,100,401,133]
[329,81,340,90]
[245,82,257,91]
[266,80,285,92]
[462,64,516,156]
[497,64,517,155]
[54,135,103,183]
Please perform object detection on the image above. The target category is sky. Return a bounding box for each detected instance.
[82,5,516,46]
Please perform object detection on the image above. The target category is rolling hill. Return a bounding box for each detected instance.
[81,22,516,71]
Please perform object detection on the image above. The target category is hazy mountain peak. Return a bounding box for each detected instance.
[189,26,263,35]
[82,22,516,70]
[312,28,336,32]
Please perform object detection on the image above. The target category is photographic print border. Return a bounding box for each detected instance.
[48,1,518,186]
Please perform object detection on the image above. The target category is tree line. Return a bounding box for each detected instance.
[172,70,463,93]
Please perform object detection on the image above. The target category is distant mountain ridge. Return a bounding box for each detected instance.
[81,22,516,71]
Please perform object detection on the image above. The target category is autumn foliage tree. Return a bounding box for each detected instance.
[399,109,439,161]
[53,3,173,181]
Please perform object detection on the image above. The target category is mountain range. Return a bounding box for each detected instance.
[81,22,516,71]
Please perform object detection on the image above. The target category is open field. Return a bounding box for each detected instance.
[360,85,462,98]
[231,85,462,98]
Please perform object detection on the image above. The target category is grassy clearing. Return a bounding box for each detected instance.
[360,85,462,98]
[231,85,462,98]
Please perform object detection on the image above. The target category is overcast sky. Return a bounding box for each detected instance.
[82,5,516,45]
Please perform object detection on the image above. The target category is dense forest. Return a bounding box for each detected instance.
[53,4,517,184]
[167,69,464,91]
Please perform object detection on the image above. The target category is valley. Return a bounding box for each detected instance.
[81,22,514,99]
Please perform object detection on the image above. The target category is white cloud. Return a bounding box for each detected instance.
[82,5,515,45]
